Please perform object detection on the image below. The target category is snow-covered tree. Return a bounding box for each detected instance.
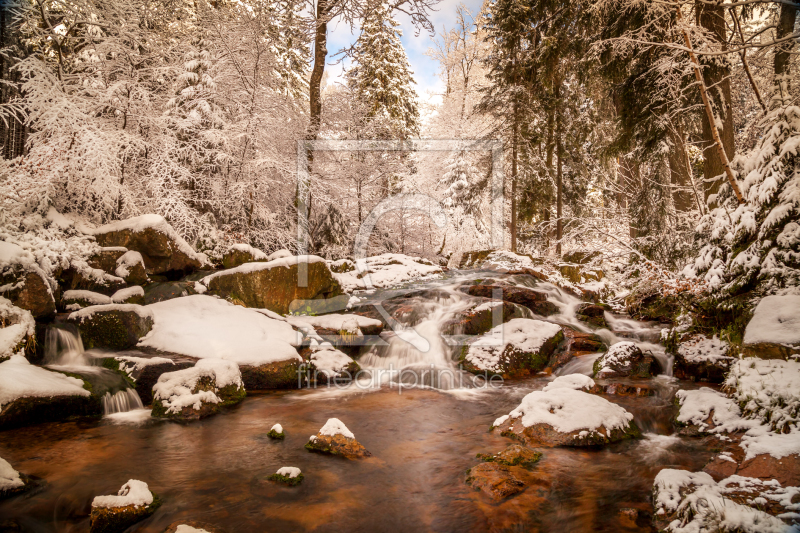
[346,0,420,139]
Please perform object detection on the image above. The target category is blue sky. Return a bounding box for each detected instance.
[323,0,484,105]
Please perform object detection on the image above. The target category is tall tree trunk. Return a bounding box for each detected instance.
[511,107,518,253]
[308,0,329,142]
[773,0,798,106]
[555,106,563,256]
[695,0,735,201]
[617,157,638,239]
[545,110,555,251]
[667,127,693,212]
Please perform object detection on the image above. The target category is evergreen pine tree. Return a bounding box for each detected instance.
[346,0,420,139]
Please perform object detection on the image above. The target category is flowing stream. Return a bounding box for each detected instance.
[0,272,718,532]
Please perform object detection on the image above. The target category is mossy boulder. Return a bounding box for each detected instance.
[115,251,149,286]
[204,257,343,315]
[547,327,607,370]
[222,245,268,269]
[476,444,542,467]
[88,247,128,274]
[109,355,194,405]
[465,463,525,500]
[0,270,56,319]
[151,360,246,420]
[239,358,302,390]
[575,303,608,329]
[90,481,161,533]
[268,468,303,486]
[464,285,559,316]
[460,319,564,378]
[93,215,202,276]
[66,305,154,350]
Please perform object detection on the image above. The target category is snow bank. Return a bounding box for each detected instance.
[309,345,356,378]
[503,387,634,434]
[317,418,355,439]
[268,249,292,261]
[653,469,794,533]
[678,334,732,364]
[331,253,442,292]
[543,374,596,392]
[0,297,35,358]
[111,286,144,303]
[675,388,755,433]
[0,354,89,408]
[0,241,36,270]
[481,250,540,272]
[91,479,154,509]
[0,456,24,491]
[744,295,800,346]
[465,318,561,373]
[152,358,243,414]
[726,358,800,432]
[90,214,202,263]
[45,207,74,230]
[114,250,144,278]
[201,255,326,285]
[276,467,301,478]
[138,295,301,366]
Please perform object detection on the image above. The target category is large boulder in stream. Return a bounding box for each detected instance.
[492,387,640,447]
[0,354,101,430]
[442,300,527,336]
[547,327,606,370]
[0,241,56,318]
[464,284,559,317]
[673,334,733,383]
[460,318,563,378]
[593,341,661,379]
[201,255,343,315]
[306,418,371,458]
[90,479,161,533]
[151,358,245,420]
[106,354,195,406]
[574,303,608,328]
[92,214,203,276]
[240,359,303,390]
[66,304,154,350]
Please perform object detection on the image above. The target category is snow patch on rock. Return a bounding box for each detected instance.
[0,456,24,491]
[543,374,596,392]
[318,418,355,439]
[0,354,90,408]
[91,479,154,509]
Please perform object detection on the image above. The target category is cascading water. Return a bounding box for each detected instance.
[44,326,145,415]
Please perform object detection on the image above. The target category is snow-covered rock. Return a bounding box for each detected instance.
[268,423,285,439]
[201,255,343,315]
[112,354,192,405]
[152,358,245,419]
[0,354,99,430]
[726,358,800,433]
[306,418,370,458]
[285,313,383,337]
[653,469,796,533]
[222,243,269,269]
[114,250,148,285]
[464,284,559,316]
[743,295,800,359]
[673,334,733,383]
[492,387,640,447]
[62,289,112,310]
[593,341,661,379]
[0,455,29,498]
[269,466,303,486]
[67,304,154,350]
[675,388,754,435]
[0,297,35,360]
[91,214,203,275]
[0,241,56,318]
[111,286,145,305]
[461,318,563,378]
[542,374,599,393]
[331,253,442,292]
[267,249,293,261]
[138,295,303,389]
[307,344,360,381]
[90,479,160,533]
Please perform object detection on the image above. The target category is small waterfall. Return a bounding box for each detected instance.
[103,389,144,415]
[45,326,90,366]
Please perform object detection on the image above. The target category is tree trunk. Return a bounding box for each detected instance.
[511,109,518,253]
[617,157,638,239]
[695,0,735,201]
[773,0,798,105]
[667,127,693,212]
[545,110,555,252]
[555,106,563,256]
[308,0,329,141]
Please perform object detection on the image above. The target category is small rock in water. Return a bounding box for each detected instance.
[164,522,227,533]
[0,456,33,500]
[476,444,542,467]
[268,466,303,486]
[90,479,160,533]
[268,423,285,440]
[465,463,525,500]
[593,341,661,379]
[305,418,371,458]
[575,303,608,329]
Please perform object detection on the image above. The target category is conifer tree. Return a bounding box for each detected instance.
[346,0,420,139]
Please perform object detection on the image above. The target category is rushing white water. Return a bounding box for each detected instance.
[44,326,146,414]
[44,327,90,366]
[103,389,144,414]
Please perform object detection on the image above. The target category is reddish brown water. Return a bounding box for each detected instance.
[0,377,716,532]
